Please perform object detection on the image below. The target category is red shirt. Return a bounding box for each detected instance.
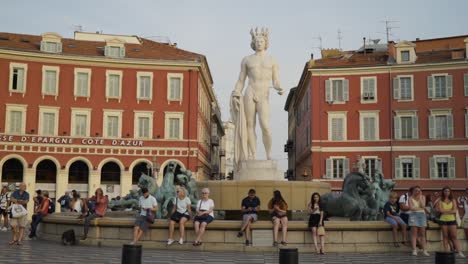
[39,198,50,215]
[94,196,108,216]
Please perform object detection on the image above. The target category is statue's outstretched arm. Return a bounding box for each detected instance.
[272,59,284,95]
[233,58,248,96]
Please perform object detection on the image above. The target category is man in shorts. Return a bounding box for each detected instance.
[9,182,30,245]
[132,187,157,245]
[237,189,260,246]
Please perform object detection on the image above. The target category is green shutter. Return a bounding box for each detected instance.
[17,68,24,91]
[447,115,453,138]
[395,158,401,179]
[393,77,400,99]
[343,79,349,101]
[466,157,468,178]
[448,157,456,179]
[377,158,382,173]
[394,116,401,139]
[446,75,452,98]
[343,158,350,176]
[104,46,109,57]
[412,116,419,139]
[413,158,420,179]
[325,158,332,179]
[464,73,468,97]
[465,114,468,138]
[325,80,331,102]
[40,41,45,52]
[427,76,434,99]
[120,47,125,58]
[429,157,436,178]
[57,42,62,53]
[429,116,435,139]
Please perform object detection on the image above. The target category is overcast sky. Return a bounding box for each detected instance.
[2,0,467,170]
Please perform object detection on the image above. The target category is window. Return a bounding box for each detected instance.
[359,111,379,140]
[106,70,122,101]
[429,110,453,139]
[74,68,91,98]
[328,112,347,141]
[465,108,468,138]
[103,110,123,138]
[105,46,125,58]
[42,66,60,96]
[401,51,410,62]
[325,157,349,179]
[5,104,27,135]
[39,106,60,136]
[363,157,381,178]
[167,73,183,102]
[395,157,420,179]
[40,41,62,53]
[71,108,91,137]
[394,112,418,140]
[393,76,413,101]
[9,63,27,93]
[134,111,153,139]
[164,112,184,140]
[428,74,452,99]
[429,156,455,179]
[361,77,377,103]
[464,73,468,97]
[325,78,349,102]
[137,72,153,101]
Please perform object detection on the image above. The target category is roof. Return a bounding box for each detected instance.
[0,32,204,62]
[312,51,389,69]
[284,87,297,111]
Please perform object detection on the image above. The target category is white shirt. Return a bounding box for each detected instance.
[398,193,410,214]
[463,199,468,220]
[173,196,191,215]
[196,198,215,217]
[73,198,82,213]
[0,192,10,209]
[139,195,157,216]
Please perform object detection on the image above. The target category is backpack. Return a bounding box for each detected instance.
[48,198,55,214]
[61,229,76,245]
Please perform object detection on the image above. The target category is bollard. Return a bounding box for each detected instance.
[435,251,455,264]
[122,244,142,264]
[279,248,298,264]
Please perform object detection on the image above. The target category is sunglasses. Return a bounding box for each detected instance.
[202,192,209,194]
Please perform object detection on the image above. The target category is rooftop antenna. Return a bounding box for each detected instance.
[311,35,323,51]
[73,25,83,32]
[380,18,399,43]
[337,29,343,50]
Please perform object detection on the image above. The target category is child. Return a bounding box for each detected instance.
[384,192,407,247]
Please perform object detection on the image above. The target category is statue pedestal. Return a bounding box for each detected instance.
[234,160,285,181]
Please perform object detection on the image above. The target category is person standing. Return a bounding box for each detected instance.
[308,192,325,254]
[29,190,50,239]
[0,186,11,231]
[237,189,260,246]
[193,188,215,246]
[268,190,288,246]
[436,187,465,258]
[132,187,157,245]
[57,191,71,212]
[463,188,468,241]
[9,182,29,245]
[167,187,192,245]
[408,186,429,256]
[81,188,108,240]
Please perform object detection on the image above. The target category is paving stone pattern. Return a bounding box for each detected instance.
[0,232,458,263]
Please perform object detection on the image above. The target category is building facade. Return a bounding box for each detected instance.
[286,36,468,196]
[0,31,224,206]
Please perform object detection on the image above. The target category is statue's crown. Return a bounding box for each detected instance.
[250,27,269,40]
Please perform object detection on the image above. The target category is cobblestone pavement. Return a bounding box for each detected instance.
[0,232,463,264]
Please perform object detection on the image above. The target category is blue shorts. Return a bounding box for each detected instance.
[385,216,406,226]
[243,213,258,222]
[194,215,214,224]
[408,212,427,227]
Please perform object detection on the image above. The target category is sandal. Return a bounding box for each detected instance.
[9,240,17,245]
[192,241,202,246]
[281,241,287,246]
[273,241,278,246]
[16,241,22,246]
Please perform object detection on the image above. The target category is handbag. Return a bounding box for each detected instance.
[145,209,155,224]
[455,210,462,227]
[11,203,28,218]
[317,226,326,236]
[194,200,209,221]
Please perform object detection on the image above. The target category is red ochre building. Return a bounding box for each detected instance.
[0,31,224,206]
[285,35,468,199]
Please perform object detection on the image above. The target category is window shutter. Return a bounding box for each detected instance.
[393,77,400,99]
[465,114,468,138]
[40,41,45,52]
[370,78,376,98]
[17,68,24,91]
[104,46,109,57]
[466,157,468,178]
[412,116,419,139]
[395,158,401,179]
[325,159,332,179]
[464,73,468,97]
[448,157,456,179]
[427,76,434,99]
[447,115,453,138]
[57,42,62,53]
[377,158,382,173]
[446,75,453,98]
[343,79,349,101]
[428,116,435,139]
[119,47,125,58]
[325,80,331,102]
[394,116,401,139]
[413,158,420,179]
[343,158,350,176]
[429,157,436,178]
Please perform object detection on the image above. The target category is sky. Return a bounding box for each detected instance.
[2,0,468,170]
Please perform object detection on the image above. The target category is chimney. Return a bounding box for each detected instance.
[363,37,366,55]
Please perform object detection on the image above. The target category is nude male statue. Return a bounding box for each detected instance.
[230,28,283,163]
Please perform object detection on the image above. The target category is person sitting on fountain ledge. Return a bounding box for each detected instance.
[167,186,191,246]
[383,192,407,248]
[237,189,260,246]
[81,188,108,240]
[132,187,158,245]
[268,190,288,246]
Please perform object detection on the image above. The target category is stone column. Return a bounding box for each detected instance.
[120,170,131,197]
[55,170,68,212]
[23,168,36,219]
[88,170,100,196]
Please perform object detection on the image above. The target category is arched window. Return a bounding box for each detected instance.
[101,162,121,184]
[69,161,89,184]
[132,162,151,184]
[36,160,57,183]
[2,158,23,183]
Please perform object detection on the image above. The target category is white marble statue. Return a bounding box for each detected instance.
[230,28,284,167]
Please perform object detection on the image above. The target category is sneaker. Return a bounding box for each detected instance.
[458,252,466,258]
[166,239,174,245]
[237,231,243,238]
[178,238,184,245]
[411,250,418,256]
[422,250,430,256]
[129,241,134,245]
[273,241,278,247]
[245,240,250,246]
[1,227,7,231]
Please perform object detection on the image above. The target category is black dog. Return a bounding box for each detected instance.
[62,229,76,245]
